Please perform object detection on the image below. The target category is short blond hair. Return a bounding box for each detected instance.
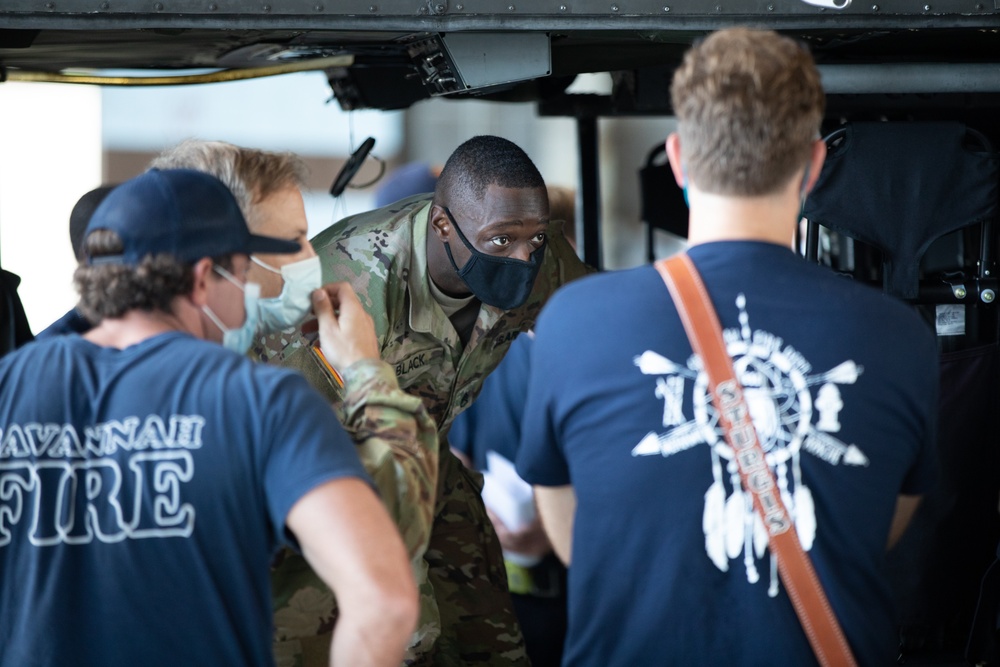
[670,28,824,196]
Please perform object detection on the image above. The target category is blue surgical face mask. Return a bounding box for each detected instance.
[202,264,261,354]
[441,206,545,311]
[251,255,321,333]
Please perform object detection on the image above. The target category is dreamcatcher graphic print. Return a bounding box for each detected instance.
[631,294,870,595]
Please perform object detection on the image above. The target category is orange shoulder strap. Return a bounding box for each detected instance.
[655,253,858,667]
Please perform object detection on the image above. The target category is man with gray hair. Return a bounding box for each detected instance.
[151,140,439,664]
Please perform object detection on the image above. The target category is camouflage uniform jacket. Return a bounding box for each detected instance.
[262,195,591,666]
[262,357,439,667]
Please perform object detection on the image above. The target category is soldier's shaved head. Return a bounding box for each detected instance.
[434,135,545,211]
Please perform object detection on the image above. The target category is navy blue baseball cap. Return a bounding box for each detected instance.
[85,168,300,265]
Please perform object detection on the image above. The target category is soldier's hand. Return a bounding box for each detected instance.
[312,282,380,371]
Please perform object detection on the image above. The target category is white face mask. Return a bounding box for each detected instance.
[202,264,261,354]
[251,255,322,333]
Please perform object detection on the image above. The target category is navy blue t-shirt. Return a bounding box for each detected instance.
[450,332,531,468]
[33,306,91,340]
[517,241,939,666]
[0,332,370,667]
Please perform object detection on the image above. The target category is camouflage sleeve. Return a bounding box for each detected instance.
[339,358,439,560]
[339,359,443,662]
[547,218,598,285]
[272,358,439,667]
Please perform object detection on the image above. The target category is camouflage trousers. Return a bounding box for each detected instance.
[409,450,530,666]
[271,450,530,667]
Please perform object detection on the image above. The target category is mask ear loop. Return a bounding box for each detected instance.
[441,206,479,253]
[798,165,812,225]
[212,263,247,291]
[439,206,478,276]
[251,255,281,274]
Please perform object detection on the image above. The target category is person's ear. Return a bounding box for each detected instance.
[189,257,214,307]
[665,133,686,188]
[429,204,452,241]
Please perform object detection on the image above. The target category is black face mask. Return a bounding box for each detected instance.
[441,206,546,310]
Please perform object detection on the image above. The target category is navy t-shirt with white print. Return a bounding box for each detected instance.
[517,241,939,667]
[0,332,370,667]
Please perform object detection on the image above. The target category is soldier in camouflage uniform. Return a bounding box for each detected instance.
[150,141,441,665]
[261,136,593,666]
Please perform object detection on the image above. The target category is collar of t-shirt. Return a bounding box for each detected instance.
[429,276,480,348]
[428,275,476,317]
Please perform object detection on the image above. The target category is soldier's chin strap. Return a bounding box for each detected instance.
[655,253,858,667]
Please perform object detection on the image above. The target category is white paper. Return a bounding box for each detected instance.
[481,450,536,533]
